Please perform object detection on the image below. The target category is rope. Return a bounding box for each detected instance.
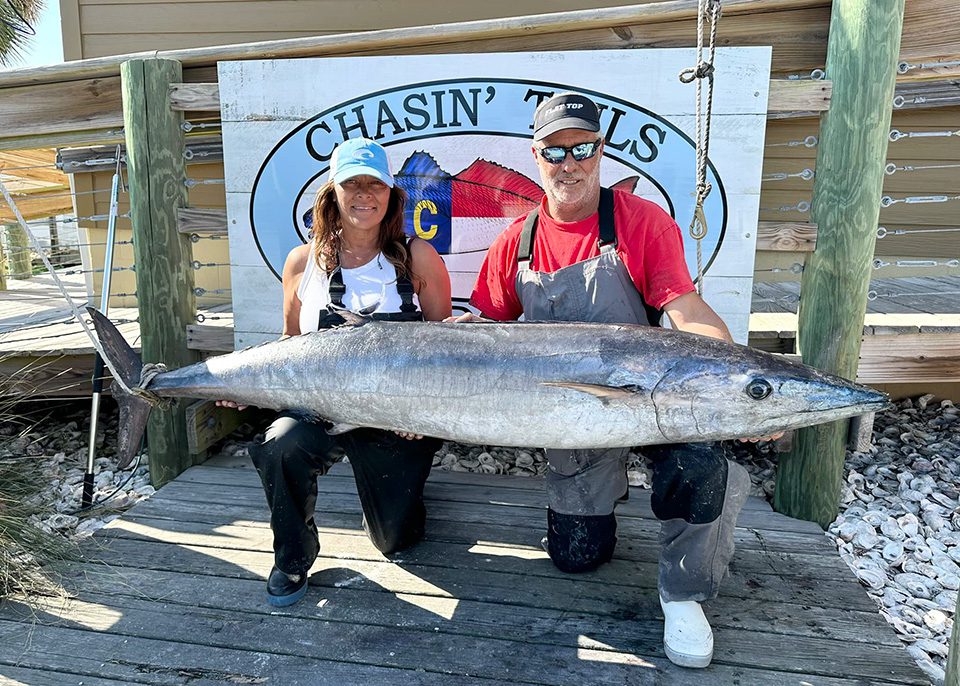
[0,178,138,397]
[133,363,170,408]
[678,0,722,295]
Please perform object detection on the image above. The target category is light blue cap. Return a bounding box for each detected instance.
[330,137,394,188]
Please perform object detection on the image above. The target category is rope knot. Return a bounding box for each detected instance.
[694,62,715,79]
[678,62,715,84]
[131,363,172,409]
[140,362,168,386]
[695,181,713,204]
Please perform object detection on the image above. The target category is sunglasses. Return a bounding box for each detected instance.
[537,139,603,165]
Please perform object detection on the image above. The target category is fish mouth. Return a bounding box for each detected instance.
[789,384,891,426]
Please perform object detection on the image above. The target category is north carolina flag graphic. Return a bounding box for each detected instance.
[394,151,540,255]
[392,151,640,305]
[301,150,641,289]
[395,151,640,256]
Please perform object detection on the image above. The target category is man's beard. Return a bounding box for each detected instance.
[545,164,601,210]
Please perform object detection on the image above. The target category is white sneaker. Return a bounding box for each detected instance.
[659,595,714,668]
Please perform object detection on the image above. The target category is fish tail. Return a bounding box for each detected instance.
[86,306,152,470]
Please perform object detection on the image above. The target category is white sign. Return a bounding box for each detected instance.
[219,49,771,346]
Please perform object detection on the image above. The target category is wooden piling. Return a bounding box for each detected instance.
[948,593,959,686]
[0,234,6,291]
[5,222,31,279]
[774,0,906,528]
[121,57,200,487]
[47,216,60,262]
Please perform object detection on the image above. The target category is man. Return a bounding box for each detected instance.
[451,92,763,669]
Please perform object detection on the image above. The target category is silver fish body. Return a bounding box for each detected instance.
[123,316,886,453]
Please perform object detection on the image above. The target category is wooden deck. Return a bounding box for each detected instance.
[0,454,927,685]
[0,270,232,397]
[752,276,960,316]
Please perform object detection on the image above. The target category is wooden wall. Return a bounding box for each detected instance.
[61,0,669,61]
[757,105,960,282]
[76,161,228,309]
[62,0,960,308]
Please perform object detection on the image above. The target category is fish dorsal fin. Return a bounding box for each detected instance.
[541,382,645,405]
[326,304,373,327]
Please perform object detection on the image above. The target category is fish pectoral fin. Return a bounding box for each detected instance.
[541,382,644,405]
[326,422,362,435]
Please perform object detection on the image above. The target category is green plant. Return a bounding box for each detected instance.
[0,357,77,600]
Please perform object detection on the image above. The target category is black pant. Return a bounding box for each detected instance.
[547,442,731,574]
[249,412,441,574]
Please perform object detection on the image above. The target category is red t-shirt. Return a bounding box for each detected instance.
[470,191,696,320]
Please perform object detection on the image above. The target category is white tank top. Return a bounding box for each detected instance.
[297,251,418,334]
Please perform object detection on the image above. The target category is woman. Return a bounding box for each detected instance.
[237,137,451,607]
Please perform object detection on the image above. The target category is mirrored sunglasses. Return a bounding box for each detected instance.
[537,139,603,165]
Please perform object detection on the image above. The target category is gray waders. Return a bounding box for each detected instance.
[515,188,750,601]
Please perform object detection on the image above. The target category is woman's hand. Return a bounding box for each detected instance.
[216,400,249,411]
[443,312,489,323]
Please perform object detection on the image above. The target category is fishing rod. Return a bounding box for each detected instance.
[83,148,123,507]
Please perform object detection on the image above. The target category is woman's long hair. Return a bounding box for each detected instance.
[311,180,413,281]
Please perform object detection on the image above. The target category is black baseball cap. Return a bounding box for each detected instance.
[533,93,601,141]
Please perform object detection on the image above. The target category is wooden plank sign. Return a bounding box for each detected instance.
[219,50,771,345]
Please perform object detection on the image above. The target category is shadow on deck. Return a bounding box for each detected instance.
[0,455,929,685]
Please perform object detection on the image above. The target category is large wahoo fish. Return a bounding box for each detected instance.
[87,307,888,469]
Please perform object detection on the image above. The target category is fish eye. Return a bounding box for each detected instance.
[745,378,773,400]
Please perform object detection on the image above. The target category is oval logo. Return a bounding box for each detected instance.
[249,79,727,306]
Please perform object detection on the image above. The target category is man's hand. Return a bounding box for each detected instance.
[216,400,249,411]
[394,431,423,440]
[443,312,489,323]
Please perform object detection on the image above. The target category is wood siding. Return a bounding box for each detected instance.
[57,0,960,303]
[66,0,683,60]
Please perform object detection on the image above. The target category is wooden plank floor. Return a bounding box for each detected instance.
[0,271,88,335]
[750,275,960,316]
[0,455,927,685]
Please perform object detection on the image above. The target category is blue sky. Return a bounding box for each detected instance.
[4,0,64,69]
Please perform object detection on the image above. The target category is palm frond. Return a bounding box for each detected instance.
[0,0,44,67]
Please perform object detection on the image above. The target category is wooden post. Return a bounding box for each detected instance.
[948,592,960,686]
[5,222,31,279]
[121,57,200,487]
[47,216,60,262]
[774,0,905,528]
[0,233,6,291]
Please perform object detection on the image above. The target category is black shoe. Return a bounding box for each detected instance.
[266,566,308,607]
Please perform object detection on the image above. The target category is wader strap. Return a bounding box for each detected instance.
[597,186,616,248]
[518,210,539,266]
[328,266,346,308]
[328,258,415,311]
[515,188,662,326]
[518,187,617,265]
[396,238,418,313]
[322,251,418,328]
